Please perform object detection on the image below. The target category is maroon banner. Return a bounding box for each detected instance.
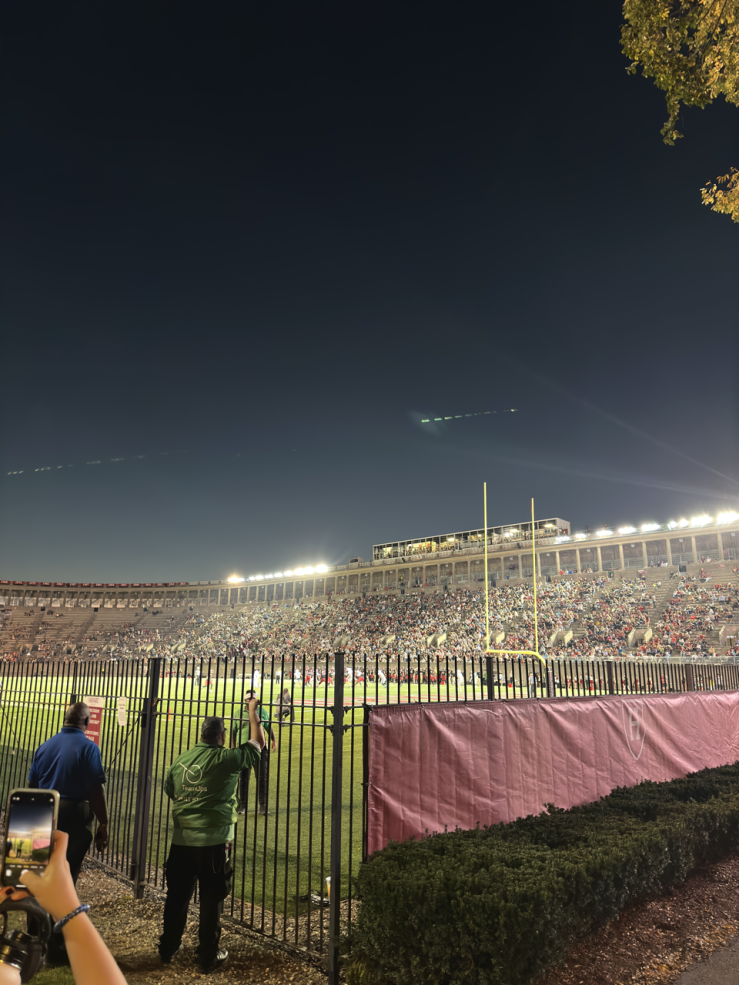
[367,691,739,856]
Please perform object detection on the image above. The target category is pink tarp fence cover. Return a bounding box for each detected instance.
[367,691,739,855]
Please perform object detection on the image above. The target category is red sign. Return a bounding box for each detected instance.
[143,583,153,587]
[83,696,105,747]
[54,583,66,587]
[0,581,9,586]
[81,583,91,587]
[41,582,51,586]
[131,583,141,587]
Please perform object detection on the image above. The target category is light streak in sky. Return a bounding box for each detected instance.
[420,409,518,423]
[5,451,185,478]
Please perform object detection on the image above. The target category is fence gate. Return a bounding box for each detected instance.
[0,658,149,885]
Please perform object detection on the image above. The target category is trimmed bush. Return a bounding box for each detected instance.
[344,764,739,985]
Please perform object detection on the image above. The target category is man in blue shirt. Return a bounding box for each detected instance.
[28,701,108,876]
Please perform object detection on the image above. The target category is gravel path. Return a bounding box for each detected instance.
[75,862,327,984]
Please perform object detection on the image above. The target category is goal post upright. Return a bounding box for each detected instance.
[484,485,546,666]
[484,481,490,653]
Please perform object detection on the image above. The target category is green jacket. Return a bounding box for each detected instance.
[231,704,272,743]
[164,737,260,846]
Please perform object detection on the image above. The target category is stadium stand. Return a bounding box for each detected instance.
[2,568,738,664]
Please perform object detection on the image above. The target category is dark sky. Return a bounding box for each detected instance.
[2,1,738,583]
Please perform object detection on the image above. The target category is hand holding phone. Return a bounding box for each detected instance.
[2,830,80,924]
[2,789,59,890]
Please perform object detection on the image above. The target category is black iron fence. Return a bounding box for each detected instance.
[0,650,738,981]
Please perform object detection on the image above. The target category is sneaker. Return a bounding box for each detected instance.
[199,949,228,974]
[236,805,246,815]
[159,944,182,964]
[259,808,269,816]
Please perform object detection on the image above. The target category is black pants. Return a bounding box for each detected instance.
[49,800,94,961]
[57,798,94,881]
[159,843,232,964]
[239,746,269,812]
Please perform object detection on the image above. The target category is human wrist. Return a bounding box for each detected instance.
[47,893,83,924]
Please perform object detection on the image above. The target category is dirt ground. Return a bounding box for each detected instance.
[537,853,739,985]
[72,862,328,984]
[46,853,739,984]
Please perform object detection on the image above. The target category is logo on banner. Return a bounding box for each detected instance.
[621,700,646,761]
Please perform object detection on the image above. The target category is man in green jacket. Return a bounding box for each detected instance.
[158,698,265,973]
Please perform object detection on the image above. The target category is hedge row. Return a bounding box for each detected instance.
[344,764,739,985]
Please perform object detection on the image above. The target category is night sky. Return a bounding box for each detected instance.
[2,2,738,583]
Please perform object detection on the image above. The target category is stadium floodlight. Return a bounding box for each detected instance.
[640,523,660,533]
[274,571,283,578]
[690,514,712,527]
[717,511,739,524]
[667,521,678,530]
[227,575,244,583]
[575,532,587,539]
[618,526,636,535]
[315,564,328,573]
[596,529,613,537]
[255,574,264,580]
[555,535,570,543]
[678,518,689,527]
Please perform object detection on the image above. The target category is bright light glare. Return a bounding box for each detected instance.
[717,511,739,524]
[315,564,328,573]
[690,514,712,527]
[274,572,283,578]
[640,523,660,533]
[285,570,293,576]
[596,529,613,537]
[667,521,678,530]
[618,526,636,535]
[255,574,264,580]
[227,575,244,583]
[575,532,587,539]
[555,535,571,543]
[678,518,689,528]
[304,566,315,575]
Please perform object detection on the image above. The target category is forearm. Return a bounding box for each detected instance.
[63,914,127,985]
[88,785,108,827]
[249,708,266,749]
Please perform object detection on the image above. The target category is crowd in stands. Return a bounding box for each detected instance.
[3,570,738,666]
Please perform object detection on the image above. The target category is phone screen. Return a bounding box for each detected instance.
[3,789,58,888]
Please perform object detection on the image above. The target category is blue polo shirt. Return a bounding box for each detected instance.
[28,727,106,800]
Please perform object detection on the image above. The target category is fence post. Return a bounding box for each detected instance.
[328,650,345,985]
[69,663,78,705]
[607,661,615,695]
[362,704,370,863]
[130,657,161,899]
[485,656,494,700]
[685,664,695,692]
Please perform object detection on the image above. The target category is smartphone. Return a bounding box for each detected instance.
[2,788,59,888]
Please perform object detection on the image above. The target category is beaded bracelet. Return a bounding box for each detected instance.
[53,904,90,934]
